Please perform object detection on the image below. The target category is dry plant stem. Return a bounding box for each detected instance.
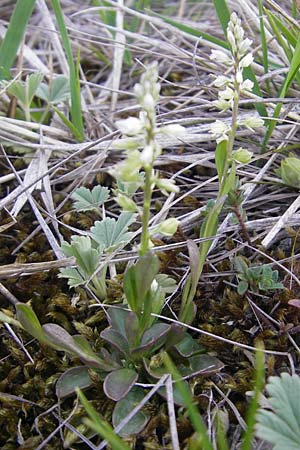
[232,204,251,245]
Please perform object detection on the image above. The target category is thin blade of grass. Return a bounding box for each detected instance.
[241,344,265,450]
[0,0,36,79]
[257,0,269,92]
[262,30,300,151]
[77,389,132,450]
[265,10,294,70]
[163,353,214,450]
[213,0,230,34]
[51,0,84,141]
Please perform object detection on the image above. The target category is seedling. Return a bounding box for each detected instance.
[234,256,283,295]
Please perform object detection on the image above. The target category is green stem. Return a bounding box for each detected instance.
[219,74,240,198]
[139,167,152,256]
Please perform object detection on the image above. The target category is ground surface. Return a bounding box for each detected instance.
[0,1,299,449]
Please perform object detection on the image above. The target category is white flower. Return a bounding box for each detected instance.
[214,98,233,111]
[219,86,234,101]
[239,53,253,68]
[156,177,180,195]
[238,38,252,56]
[159,124,185,137]
[113,138,140,151]
[142,93,155,111]
[240,116,265,131]
[116,117,143,136]
[213,75,231,88]
[210,49,232,65]
[140,144,154,166]
[236,69,243,84]
[241,79,254,91]
[227,30,236,52]
[209,120,230,143]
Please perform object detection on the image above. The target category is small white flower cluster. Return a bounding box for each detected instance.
[112,63,183,191]
[209,12,264,144]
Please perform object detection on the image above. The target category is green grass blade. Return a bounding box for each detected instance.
[213,0,230,34]
[241,344,265,450]
[52,105,84,142]
[0,0,36,79]
[265,10,294,67]
[257,0,269,82]
[77,389,132,450]
[262,30,300,151]
[51,0,84,141]
[163,353,214,450]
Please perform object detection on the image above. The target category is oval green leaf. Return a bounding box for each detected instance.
[103,368,138,401]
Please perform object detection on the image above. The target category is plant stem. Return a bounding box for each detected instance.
[140,167,152,256]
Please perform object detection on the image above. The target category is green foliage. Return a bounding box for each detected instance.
[235,256,283,295]
[71,185,110,212]
[4,72,43,121]
[275,156,300,189]
[59,235,106,297]
[112,388,149,437]
[256,373,300,450]
[90,212,135,253]
[51,0,84,140]
[36,75,70,104]
[0,0,36,79]
[77,389,132,449]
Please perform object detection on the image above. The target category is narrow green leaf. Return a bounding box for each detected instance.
[257,0,269,78]
[213,0,230,34]
[0,0,36,78]
[123,253,160,314]
[215,140,227,182]
[77,389,132,450]
[16,304,46,343]
[242,345,265,450]
[262,29,300,151]
[51,0,84,140]
[163,354,214,450]
[51,104,84,141]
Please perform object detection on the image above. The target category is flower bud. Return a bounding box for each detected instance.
[142,93,155,111]
[156,218,179,236]
[156,178,180,195]
[115,193,138,212]
[210,50,232,65]
[239,53,253,68]
[240,116,264,131]
[213,75,231,88]
[277,157,300,188]
[113,138,140,151]
[116,117,143,136]
[140,144,154,167]
[233,148,253,164]
[160,124,185,137]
